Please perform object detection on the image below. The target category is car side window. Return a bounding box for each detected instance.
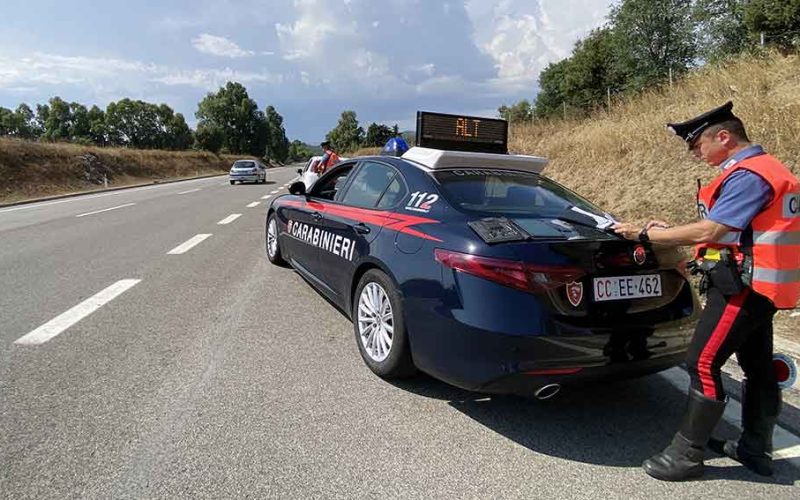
[340,162,396,208]
[376,175,406,208]
[311,163,355,201]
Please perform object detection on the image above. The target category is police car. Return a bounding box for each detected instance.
[265,111,697,398]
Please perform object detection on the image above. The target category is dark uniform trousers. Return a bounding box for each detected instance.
[686,284,780,454]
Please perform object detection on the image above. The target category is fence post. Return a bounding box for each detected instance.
[103,174,108,189]
[563,102,567,120]
[607,88,611,109]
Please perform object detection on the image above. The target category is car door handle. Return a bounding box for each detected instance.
[311,212,323,220]
[354,223,370,234]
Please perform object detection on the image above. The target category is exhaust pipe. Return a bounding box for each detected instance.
[534,383,561,400]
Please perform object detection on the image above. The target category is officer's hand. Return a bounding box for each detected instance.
[645,220,671,230]
[611,222,642,241]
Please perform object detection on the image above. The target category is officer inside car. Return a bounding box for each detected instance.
[613,101,800,481]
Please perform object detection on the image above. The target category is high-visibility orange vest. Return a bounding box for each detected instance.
[696,153,800,309]
[320,151,340,172]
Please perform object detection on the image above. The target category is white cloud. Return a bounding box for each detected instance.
[154,68,284,89]
[0,52,161,88]
[466,0,613,86]
[191,33,255,58]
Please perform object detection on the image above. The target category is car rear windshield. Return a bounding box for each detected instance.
[234,161,255,168]
[433,169,609,218]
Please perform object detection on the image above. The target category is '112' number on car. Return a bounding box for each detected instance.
[407,192,439,212]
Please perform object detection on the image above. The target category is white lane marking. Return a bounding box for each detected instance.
[75,203,136,218]
[217,214,242,225]
[659,368,800,469]
[0,177,223,214]
[246,202,260,208]
[261,195,271,200]
[14,279,141,346]
[178,188,201,195]
[167,234,212,255]
[269,190,280,194]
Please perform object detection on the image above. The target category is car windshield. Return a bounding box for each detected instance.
[433,169,610,219]
[234,161,255,168]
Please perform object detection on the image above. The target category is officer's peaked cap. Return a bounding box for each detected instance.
[667,101,738,148]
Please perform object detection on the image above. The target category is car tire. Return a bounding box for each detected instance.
[266,213,288,266]
[230,180,235,185]
[353,269,416,379]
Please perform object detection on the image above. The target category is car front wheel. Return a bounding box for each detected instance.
[266,213,287,266]
[230,180,235,185]
[353,270,415,379]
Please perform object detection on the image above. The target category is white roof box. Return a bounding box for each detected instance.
[401,147,547,174]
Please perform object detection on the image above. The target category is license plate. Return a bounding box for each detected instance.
[593,274,662,302]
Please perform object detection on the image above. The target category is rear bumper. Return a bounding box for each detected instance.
[404,282,698,397]
[230,174,261,182]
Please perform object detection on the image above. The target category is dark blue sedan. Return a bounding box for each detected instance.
[265,113,697,398]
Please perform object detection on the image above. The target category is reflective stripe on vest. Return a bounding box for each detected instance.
[753,231,800,245]
[753,268,800,284]
[695,153,800,309]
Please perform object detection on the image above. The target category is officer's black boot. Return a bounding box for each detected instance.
[708,380,780,476]
[643,388,726,481]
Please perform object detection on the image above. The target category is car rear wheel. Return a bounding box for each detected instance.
[266,213,287,266]
[353,270,415,378]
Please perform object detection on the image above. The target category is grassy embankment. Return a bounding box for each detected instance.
[509,51,800,225]
[0,138,259,204]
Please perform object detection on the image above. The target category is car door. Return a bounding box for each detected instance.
[283,162,358,290]
[318,160,406,298]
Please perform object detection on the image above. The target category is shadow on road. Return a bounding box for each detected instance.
[390,373,798,484]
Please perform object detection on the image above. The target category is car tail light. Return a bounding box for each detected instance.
[434,249,586,293]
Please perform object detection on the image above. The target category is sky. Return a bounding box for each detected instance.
[0,0,615,143]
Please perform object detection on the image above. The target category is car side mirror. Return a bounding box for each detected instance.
[289,181,306,196]
[296,168,302,174]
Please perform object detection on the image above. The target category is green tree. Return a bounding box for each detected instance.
[264,105,289,163]
[166,113,193,150]
[0,107,13,135]
[43,96,73,140]
[744,0,800,52]
[287,139,313,162]
[610,0,697,90]
[195,82,268,155]
[195,124,225,153]
[87,105,107,146]
[498,100,533,123]
[325,110,364,153]
[364,122,393,147]
[534,59,571,118]
[69,103,92,143]
[693,0,751,61]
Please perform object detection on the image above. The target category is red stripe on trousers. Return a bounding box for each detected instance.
[697,289,749,399]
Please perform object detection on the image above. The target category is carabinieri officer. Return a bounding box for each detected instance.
[613,101,800,481]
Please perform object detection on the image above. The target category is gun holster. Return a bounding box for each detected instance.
[707,250,745,295]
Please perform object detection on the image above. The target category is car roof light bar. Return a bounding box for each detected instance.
[401,147,548,174]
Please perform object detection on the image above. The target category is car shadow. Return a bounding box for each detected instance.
[389,373,798,484]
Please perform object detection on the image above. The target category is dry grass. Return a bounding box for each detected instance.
[351,147,382,157]
[508,51,800,226]
[0,138,257,203]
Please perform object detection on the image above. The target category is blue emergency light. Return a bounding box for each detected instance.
[380,136,410,157]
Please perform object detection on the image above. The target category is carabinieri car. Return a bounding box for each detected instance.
[265,112,698,399]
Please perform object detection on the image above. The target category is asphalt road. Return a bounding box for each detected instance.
[1,166,798,499]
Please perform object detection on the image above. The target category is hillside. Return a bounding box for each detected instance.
[0,138,258,204]
[508,51,800,225]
